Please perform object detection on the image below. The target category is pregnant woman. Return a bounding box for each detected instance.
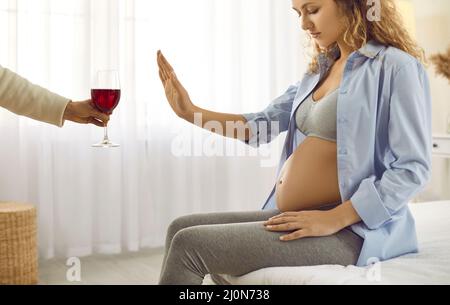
[157,0,432,285]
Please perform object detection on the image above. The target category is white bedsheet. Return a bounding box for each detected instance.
[203,201,450,285]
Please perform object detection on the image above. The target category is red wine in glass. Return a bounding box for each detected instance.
[91,70,121,148]
[91,89,121,114]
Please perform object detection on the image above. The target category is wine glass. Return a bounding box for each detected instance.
[91,70,121,148]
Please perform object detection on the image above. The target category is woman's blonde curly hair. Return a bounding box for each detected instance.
[307,0,427,74]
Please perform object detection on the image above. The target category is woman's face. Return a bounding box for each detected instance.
[292,0,345,49]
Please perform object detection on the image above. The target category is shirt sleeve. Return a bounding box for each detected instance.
[0,65,70,127]
[350,61,432,230]
[240,82,300,148]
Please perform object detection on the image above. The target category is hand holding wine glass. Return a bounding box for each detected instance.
[63,100,110,127]
[91,70,121,148]
[157,50,196,120]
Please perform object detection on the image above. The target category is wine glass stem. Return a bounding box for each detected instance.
[104,126,109,143]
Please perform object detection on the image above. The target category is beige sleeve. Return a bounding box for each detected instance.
[0,65,71,127]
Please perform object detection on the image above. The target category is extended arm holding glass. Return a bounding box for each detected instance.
[0,65,109,127]
[156,50,252,142]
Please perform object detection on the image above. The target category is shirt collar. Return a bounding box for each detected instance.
[357,39,385,59]
[317,39,385,75]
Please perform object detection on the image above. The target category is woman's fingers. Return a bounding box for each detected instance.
[159,70,166,84]
[159,51,174,73]
[158,59,169,81]
[265,222,303,232]
[264,217,298,226]
[157,52,164,71]
[157,52,169,81]
[160,54,179,83]
[160,64,171,82]
[157,50,169,72]
[280,230,309,241]
[157,51,180,88]
[269,212,301,221]
[157,51,187,106]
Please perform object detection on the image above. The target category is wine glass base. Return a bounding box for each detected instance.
[92,140,120,148]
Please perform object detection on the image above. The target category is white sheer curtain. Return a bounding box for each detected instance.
[0,0,307,259]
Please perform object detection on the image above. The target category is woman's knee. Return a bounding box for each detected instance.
[167,215,192,238]
[171,226,202,251]
[167,214,207,241]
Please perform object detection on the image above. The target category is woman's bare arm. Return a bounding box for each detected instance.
[183,106,252,142]
[157,50,252,142]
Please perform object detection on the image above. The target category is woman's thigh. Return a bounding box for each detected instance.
[167,209,281,235]
[172,220,363,277]
[168,200,341,235]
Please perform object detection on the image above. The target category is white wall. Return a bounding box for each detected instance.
[411,0,450,200]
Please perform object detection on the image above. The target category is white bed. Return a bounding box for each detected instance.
[203,200,450,285]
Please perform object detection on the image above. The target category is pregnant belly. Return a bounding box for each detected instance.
[275,136,342,212]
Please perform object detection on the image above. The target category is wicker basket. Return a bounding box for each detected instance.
[0,202,38,285]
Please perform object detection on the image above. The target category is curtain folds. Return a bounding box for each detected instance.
[0,0,306,259]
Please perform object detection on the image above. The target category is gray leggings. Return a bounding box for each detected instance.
[159,205,363,285]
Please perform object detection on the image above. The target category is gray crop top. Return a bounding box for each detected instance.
[295,88,339,142]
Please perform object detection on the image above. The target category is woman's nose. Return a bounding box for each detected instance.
[301,18,313,32]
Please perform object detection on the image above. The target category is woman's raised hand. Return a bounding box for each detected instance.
[157,50,195,119]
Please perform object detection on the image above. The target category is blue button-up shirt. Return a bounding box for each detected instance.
[241,40,432,267]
